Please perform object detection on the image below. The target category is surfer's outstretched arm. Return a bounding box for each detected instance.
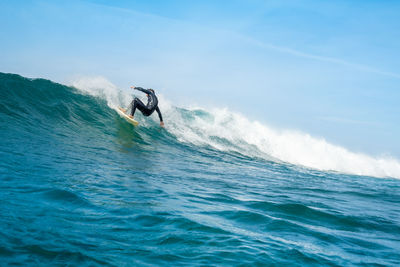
[132,86,151,94]
[156,107,164,127]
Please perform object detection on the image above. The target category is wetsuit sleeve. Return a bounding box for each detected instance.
[155,106,163,122]
[134,87,152,94]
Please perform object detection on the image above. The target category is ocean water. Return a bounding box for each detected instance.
[1,72,400,266]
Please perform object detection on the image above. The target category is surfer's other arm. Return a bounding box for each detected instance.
[156,106,164,127]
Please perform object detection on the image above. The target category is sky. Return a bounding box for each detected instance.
[1,0,400,157]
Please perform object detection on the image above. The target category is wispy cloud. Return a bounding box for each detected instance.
[240,35,400,79]
[317,116,381,127]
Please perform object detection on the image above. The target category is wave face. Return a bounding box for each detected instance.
[1,72,400,266]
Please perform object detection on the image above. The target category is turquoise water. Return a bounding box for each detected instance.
[1,72,400,266]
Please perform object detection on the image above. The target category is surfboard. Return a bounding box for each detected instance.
[116,107,139,126]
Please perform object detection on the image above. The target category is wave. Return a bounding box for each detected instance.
[71,76,400,179]
[2,72,400,179]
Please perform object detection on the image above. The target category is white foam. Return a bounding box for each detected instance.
[70,76,400,179]
[168,107,400,178]
[70,76,131,108]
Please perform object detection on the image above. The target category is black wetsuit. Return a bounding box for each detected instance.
[129,87,163,122]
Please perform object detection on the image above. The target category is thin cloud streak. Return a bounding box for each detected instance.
[317,116,382,127]
[244,36,400,79]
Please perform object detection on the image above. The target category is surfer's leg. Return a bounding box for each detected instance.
[130,97,147,116]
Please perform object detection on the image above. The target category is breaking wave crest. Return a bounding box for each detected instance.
[70,76,400,179]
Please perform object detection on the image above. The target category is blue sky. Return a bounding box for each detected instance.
[1,0,400,157]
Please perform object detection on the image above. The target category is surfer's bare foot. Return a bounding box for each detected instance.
[128,115,134,119]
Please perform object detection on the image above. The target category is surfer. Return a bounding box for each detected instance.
[128,86,164,127]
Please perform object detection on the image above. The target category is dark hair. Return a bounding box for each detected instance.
[149,89,155,93]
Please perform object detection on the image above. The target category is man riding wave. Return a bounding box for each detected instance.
[124,86,164,127]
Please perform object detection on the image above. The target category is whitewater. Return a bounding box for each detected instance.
[1,72,400,266]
